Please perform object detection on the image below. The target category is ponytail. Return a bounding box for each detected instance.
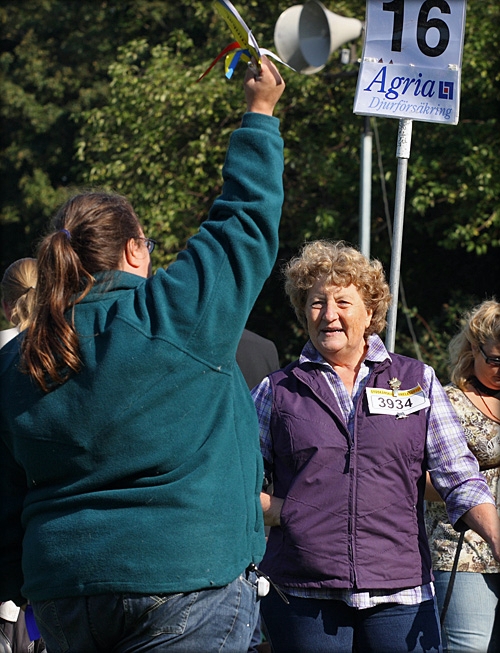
[1,257,38,331]
[22,231,94,391]
[21,192,141,392]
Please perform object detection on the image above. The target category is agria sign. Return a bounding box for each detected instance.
[362,65,455,122]
[354,0,466,125]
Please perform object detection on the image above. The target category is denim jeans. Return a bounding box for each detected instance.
[261,592,442,653]
[31,572,259,652]
[248,611,263,653]
[434,570,500,653]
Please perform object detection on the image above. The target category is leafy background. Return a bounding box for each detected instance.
[1,0,499,381]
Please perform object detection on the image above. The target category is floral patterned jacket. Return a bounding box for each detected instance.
[425,383,500,573]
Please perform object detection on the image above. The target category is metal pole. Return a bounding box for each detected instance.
[385,118,413,353]
[359,116,373,258]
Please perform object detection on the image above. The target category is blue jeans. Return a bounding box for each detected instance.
[248,611,263,653]
[261,592,442,653]
[434,570,500,653]
[31,572,259,652]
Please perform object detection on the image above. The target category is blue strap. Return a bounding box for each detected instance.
[25,605,41,641]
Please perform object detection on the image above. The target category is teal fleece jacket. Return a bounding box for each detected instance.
[0,112,284,603]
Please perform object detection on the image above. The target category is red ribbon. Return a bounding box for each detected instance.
[197,41,241,82]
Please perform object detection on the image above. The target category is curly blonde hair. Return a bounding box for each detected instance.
[449,299,500,389]
[284,241,391,336]
[1,257,37,331]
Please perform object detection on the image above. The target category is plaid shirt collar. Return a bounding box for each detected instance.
[299,333,391,368]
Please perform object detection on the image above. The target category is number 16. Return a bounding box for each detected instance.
[382,0,451,57]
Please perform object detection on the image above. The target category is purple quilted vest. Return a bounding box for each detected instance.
[261,354,433,591]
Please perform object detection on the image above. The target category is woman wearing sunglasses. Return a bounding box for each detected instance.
[426,299,500,652]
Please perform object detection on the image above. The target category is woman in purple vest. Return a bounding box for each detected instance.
[252,240,500,653]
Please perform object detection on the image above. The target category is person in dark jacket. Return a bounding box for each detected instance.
[0,57,285,653]
[252,240,500,653]
[237,329,280,391]
[0,259,45,653]
[236,328,279,653]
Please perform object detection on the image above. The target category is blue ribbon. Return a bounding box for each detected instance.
[226,49,243,79]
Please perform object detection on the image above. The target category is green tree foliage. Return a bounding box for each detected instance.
[408,1,500,255]
[0,0,209,266]
[77,36,242,262]
[75,2,370,359]
[1,1,499,374]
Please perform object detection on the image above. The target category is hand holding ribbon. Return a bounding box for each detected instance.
[198,0,293,82]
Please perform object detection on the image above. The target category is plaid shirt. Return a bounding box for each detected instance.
[252,335,493,608]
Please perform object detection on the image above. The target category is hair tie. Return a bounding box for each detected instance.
[60,228,71,240]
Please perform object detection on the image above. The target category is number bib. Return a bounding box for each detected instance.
[366,384,430,417]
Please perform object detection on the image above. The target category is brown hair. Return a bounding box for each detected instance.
[449,298,500,389]
[22,191,142,392]
[1,258,38,330]
[284,240,392,336]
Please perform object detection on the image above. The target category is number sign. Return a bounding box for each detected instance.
[366,385,430,417]
[353,0,466,124]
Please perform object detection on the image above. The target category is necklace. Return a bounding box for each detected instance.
[468,377,500,424]
[469,376,500,398]
[476,392,500,425]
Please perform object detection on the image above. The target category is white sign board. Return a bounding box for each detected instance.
[354,0,466,125]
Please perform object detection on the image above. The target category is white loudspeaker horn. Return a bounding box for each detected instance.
[274,0,363,75]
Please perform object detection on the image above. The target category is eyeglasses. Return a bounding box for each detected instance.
[478,344,500,367]
[137,237,157,254]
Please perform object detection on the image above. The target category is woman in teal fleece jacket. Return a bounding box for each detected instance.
[0,57,285,652]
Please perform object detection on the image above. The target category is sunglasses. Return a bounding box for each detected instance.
[478,344,500,367]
